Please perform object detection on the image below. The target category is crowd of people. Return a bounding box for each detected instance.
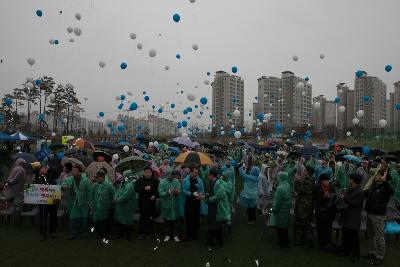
[1,143,400,265]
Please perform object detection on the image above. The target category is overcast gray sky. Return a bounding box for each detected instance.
[1,0,399,124]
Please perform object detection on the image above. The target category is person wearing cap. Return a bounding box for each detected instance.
[293,166,316,248]
[114,170,136,240]
[91,169,115,239]
[338,173,365,261]
[205,169,230,248]
[62,164,91,239]
[158,169,181,242]
[270,172,292,248]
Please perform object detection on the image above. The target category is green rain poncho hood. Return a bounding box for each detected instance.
[270,171,292,228]
[158,172,181,221]
[114,171,136,225]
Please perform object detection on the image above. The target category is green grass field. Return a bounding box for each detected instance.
[1,202,399,267]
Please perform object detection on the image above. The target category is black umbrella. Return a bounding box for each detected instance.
[12,152,38,164]
[388,151,400,158]
[49,142,65,150]
[300,144,319,157]
[374,155,399,164]
[92,151,112,163]
[95,141,117,150]
[115,156,147,173]
[74,156,95,167]
[369,149,385,158]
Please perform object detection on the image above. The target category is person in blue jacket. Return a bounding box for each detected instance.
[182,166,206,241]
[239,165,260,224]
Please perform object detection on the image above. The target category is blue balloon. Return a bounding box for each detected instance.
[335,97,340,104]
[256,113,264,121]
[37,114,45,121]
[209,115,213,119]
[231,66,238,73]
[143,91,146,95]
[207,72,210,76]
[120,95,126,101]
[275,123,282,133]
[181,120,188,127]
[172,13,181,23]
[355,70,363,78]
[107,122,112,128]
[177,122,182,129]
[117,125,125,132]
[158,107,163,113]
[99,112,105,117]
[249,113,252,116]
[363,95,370,103]
[362,146,370,156]
[170,103,176,108]
[180,90,184,94]
[187,107,193,112]
[129,102,138,111]
[3,98,12,106]
[385,65,392,72]
[152,105,156,109]
[194,105,198,109]
[36,10,43,17]
[200,111,203,115]
[200,97,208,105]
[35,79,42,85]
[255,96,258,100]
[118,103,124,110]
[183,109,188,115]
[54,40,59,45]
[56,151,64,159]
[176,54,181,59]
[328,139,334,146]
[396,103,400,110]
[120,63,127,69]
[305,77,309,81]
[144,95,150,102]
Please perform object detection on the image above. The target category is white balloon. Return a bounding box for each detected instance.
[256,127,260,131]
[49,39,54,45]
[49,93,56,101]
[338,106,346,113]
[137,43,143,49]
[196,114,202,119]
[129,33,137,40]
[165,66,170,70]
[75,13,82,20]
[320,54,325,59]
[356,110,364,118]
[63,118,68,123]
[25,82,34,90]
[296,82,305,90]
[346,131,351,137]
[182,133,188,138]
[27,57,35,66]
[264,94,268,98]
[127,91,133,96]
[233,109,241,118]
[257,122,262,126]
[204,80,210,85]
[26,77,34,82]
[231,125,235,129]
[192,44,199,51]
[99,61,106,68]
[187,93,196,101]
[123,145,130,153]
[149,49,157,58]
[292,55,299,62]
[220,127,224,130]
[112,154,119,161]
[149,142,154,147]
[67,26,73,33]
[313,102,321,109]
[379,119,387,128]
[352,118,360,125]
[234,131,242,139]
[153,141,159,147]
[220,131,225,135]
[69,38,75,43]
[51,132,56,137]
[73,27,82,36]
[302,91,306,96]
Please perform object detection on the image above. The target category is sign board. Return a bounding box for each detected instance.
[24,184,62,205]
[36,146,52,161]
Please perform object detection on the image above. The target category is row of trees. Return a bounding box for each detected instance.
[0,76,84,134]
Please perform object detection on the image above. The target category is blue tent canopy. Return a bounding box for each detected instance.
[0,132,13,141]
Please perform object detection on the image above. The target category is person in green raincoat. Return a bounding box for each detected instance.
[205,169,230,247]
[200,165,211,193]
[91,170,115,239]
[114,170,136,240]
[389,163,400,207]
[61,165,91,239]
[158,169,181,242]
[335,159,355,190]
[270,171,292,248]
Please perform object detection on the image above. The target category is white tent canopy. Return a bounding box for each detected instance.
[11,132,30,141]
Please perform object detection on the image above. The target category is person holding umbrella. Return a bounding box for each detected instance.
[158,169,181,242]
[62,164,91,240]
[91,169,115,239]
[114,170,136,241]
[135,167,159,240]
